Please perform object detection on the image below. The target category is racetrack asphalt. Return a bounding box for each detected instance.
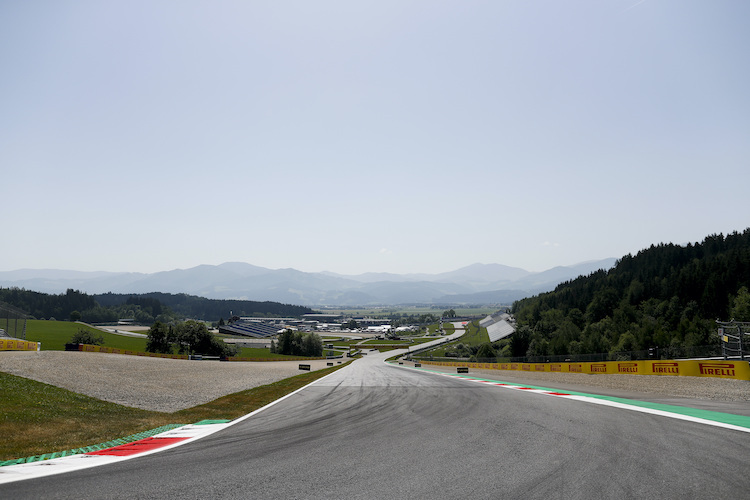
[5,349,750,499]
[416,361,750,416]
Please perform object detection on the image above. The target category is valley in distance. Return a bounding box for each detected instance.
[0,259,617,307]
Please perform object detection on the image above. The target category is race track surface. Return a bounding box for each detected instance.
[5,350,750,499]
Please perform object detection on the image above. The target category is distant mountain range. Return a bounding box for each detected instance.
[0,259,617,306]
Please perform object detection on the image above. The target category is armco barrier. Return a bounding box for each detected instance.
[419,359,750,381]
[358,344,414,350]
[225,356,327,362]
[0,339,39,351]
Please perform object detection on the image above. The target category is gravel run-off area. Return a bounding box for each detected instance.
[3,351,750,415]
[0,351,338,413]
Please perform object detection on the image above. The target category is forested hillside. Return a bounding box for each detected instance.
[511,229,750,358]
[93,292,314,321]
[0,288,315,324]
[0,288,96,321]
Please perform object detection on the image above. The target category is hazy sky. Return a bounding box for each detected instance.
[2,1,748,275]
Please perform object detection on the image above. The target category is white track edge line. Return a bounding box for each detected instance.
[393,362,750,434]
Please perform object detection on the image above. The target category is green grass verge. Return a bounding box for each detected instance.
[457,322,488,345]
[26,320,148,351]
[416,321,486,357]
[235,347,296,359]
[0,362,349,461]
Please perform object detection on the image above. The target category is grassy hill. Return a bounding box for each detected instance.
[26,321,148,351]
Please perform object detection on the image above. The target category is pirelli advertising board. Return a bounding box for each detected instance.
[422,359,750,380]
[0,339,39,351]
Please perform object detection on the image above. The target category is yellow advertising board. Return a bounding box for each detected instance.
[420,358,750,381]
[0,339,39,351]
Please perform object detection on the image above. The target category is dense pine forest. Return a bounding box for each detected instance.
[510,229,750,359]
[0,288,315,325]
[93,292,314,321]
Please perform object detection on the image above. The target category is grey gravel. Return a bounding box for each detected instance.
[3,351,749,414]
[0,351,338,412]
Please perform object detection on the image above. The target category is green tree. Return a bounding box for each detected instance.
[509,325,532,357]
[612,332,637,354]
[418,313,437,324]
[276,329,323,357]
[302,332,323,357]
[70,329,104,346]
[475,343,497,360]
[526,336,549,357]
[585,287,619,323]
[730,286,750,322]
[146,321,174,354]
[277,329,294,355]
[176,320,234,357]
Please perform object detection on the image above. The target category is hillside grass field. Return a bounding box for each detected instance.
[416,321,488,357]
[25,320,149,351]
[21,320,322,359]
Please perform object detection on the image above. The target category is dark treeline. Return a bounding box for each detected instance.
[0,288,316,324]
[510,229,750,358]
[93,292,315,321]
[0,288,95,321]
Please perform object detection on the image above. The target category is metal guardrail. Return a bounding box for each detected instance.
[718,320,750,360]
[0,303,28,340]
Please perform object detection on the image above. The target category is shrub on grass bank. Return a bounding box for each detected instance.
[69,329,104,346]
[271,330,323,357]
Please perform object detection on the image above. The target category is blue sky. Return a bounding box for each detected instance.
[2,1,748,275]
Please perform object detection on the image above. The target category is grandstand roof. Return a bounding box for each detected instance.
[480,312,516,342]
[218,321,281,338]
